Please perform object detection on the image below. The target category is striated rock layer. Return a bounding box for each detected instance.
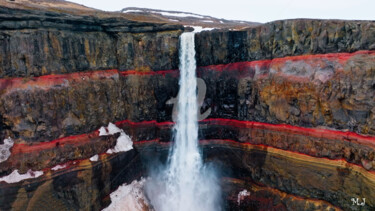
[0,6,183,78]
[1,2,375,210]
[2,132,374,210]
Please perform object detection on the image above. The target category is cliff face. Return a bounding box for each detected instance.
[1,3,375,211]
[194,21,375,209]
[196,19,375,65]
[0,4,182,210]
[0,7,182,78]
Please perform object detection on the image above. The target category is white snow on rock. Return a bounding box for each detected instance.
[122,9,143,13]
[99,123,133,154]
[122,9,205,19]
[102,178,149,211]
[237,189,251,205]
[202,20,214,23]
[154,11,204,18]
[186,26,216,33]
[106,131,133,154]
[0,137,14,163]
[51,164,67,171]
[90,154,99,162]
[99,126,108,136]
[99,122,122,136]
[107,123,122,134]
[0,169,43,184]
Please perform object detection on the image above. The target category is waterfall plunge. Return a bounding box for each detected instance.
[146,32,221,211]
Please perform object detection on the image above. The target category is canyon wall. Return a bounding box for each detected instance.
[0,5,375,211]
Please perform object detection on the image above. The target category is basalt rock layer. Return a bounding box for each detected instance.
[0,6,183,78]
[1,2,375,211]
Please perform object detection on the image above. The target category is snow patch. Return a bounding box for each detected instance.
[202,20,214,23]
[154,11,204,18]
[90,154,99,162]
[123,9,205,19]
[99,126,108,136]
[122,9,143,13]
[185,26,216,32]
[106,131,133,154]
[169,19,179,22]
[108,123,122,135]
[0,169,43,184]
[99,122,122,136]
[102,178,149,211]
[51,164,67,171]
[237,189,251,205]
[100,123,133,154]
[0,137,14,163]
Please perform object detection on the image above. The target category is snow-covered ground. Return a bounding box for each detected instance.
[89,154,99,162]
[122,9,143,13]
[154,11,205,18]
[102,178,149,211]
[237,189,251,205]
[185,26,216,32]
[99,123,133,154]
[123,9,206,19]
[0,169,43,184]
[51,164,67,171]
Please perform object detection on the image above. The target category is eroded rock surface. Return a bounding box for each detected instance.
[1,1,375,210]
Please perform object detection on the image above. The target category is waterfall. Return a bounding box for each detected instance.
[146,32,221,211]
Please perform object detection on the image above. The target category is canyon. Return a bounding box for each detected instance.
[0,1,375,210]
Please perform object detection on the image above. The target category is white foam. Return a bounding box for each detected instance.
[237,189,251,205]
[51,164,67,171]
[102,178,149,211]
[146,32,220,211]
[89,154,99,162]
[0,137,14,163]
[0,169,43,184]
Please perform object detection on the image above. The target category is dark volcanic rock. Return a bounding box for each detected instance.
[197,51,375,135]
[195,19,375,66]
[0,71,179,142]
[1,2,375,211]
[0,7,183,78]
[0,150,144,211]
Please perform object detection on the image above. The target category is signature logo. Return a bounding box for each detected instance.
[166,78,211,122]
[351,198,366,206]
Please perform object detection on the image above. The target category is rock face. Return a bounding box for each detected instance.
[198,51,375,135]
[195,19,375,66]
[0,7,182,78]
[1,2,375,211]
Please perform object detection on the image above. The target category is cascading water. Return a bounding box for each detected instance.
[146,32,221,211]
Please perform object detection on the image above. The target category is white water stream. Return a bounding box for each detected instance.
[146,32,221,211]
